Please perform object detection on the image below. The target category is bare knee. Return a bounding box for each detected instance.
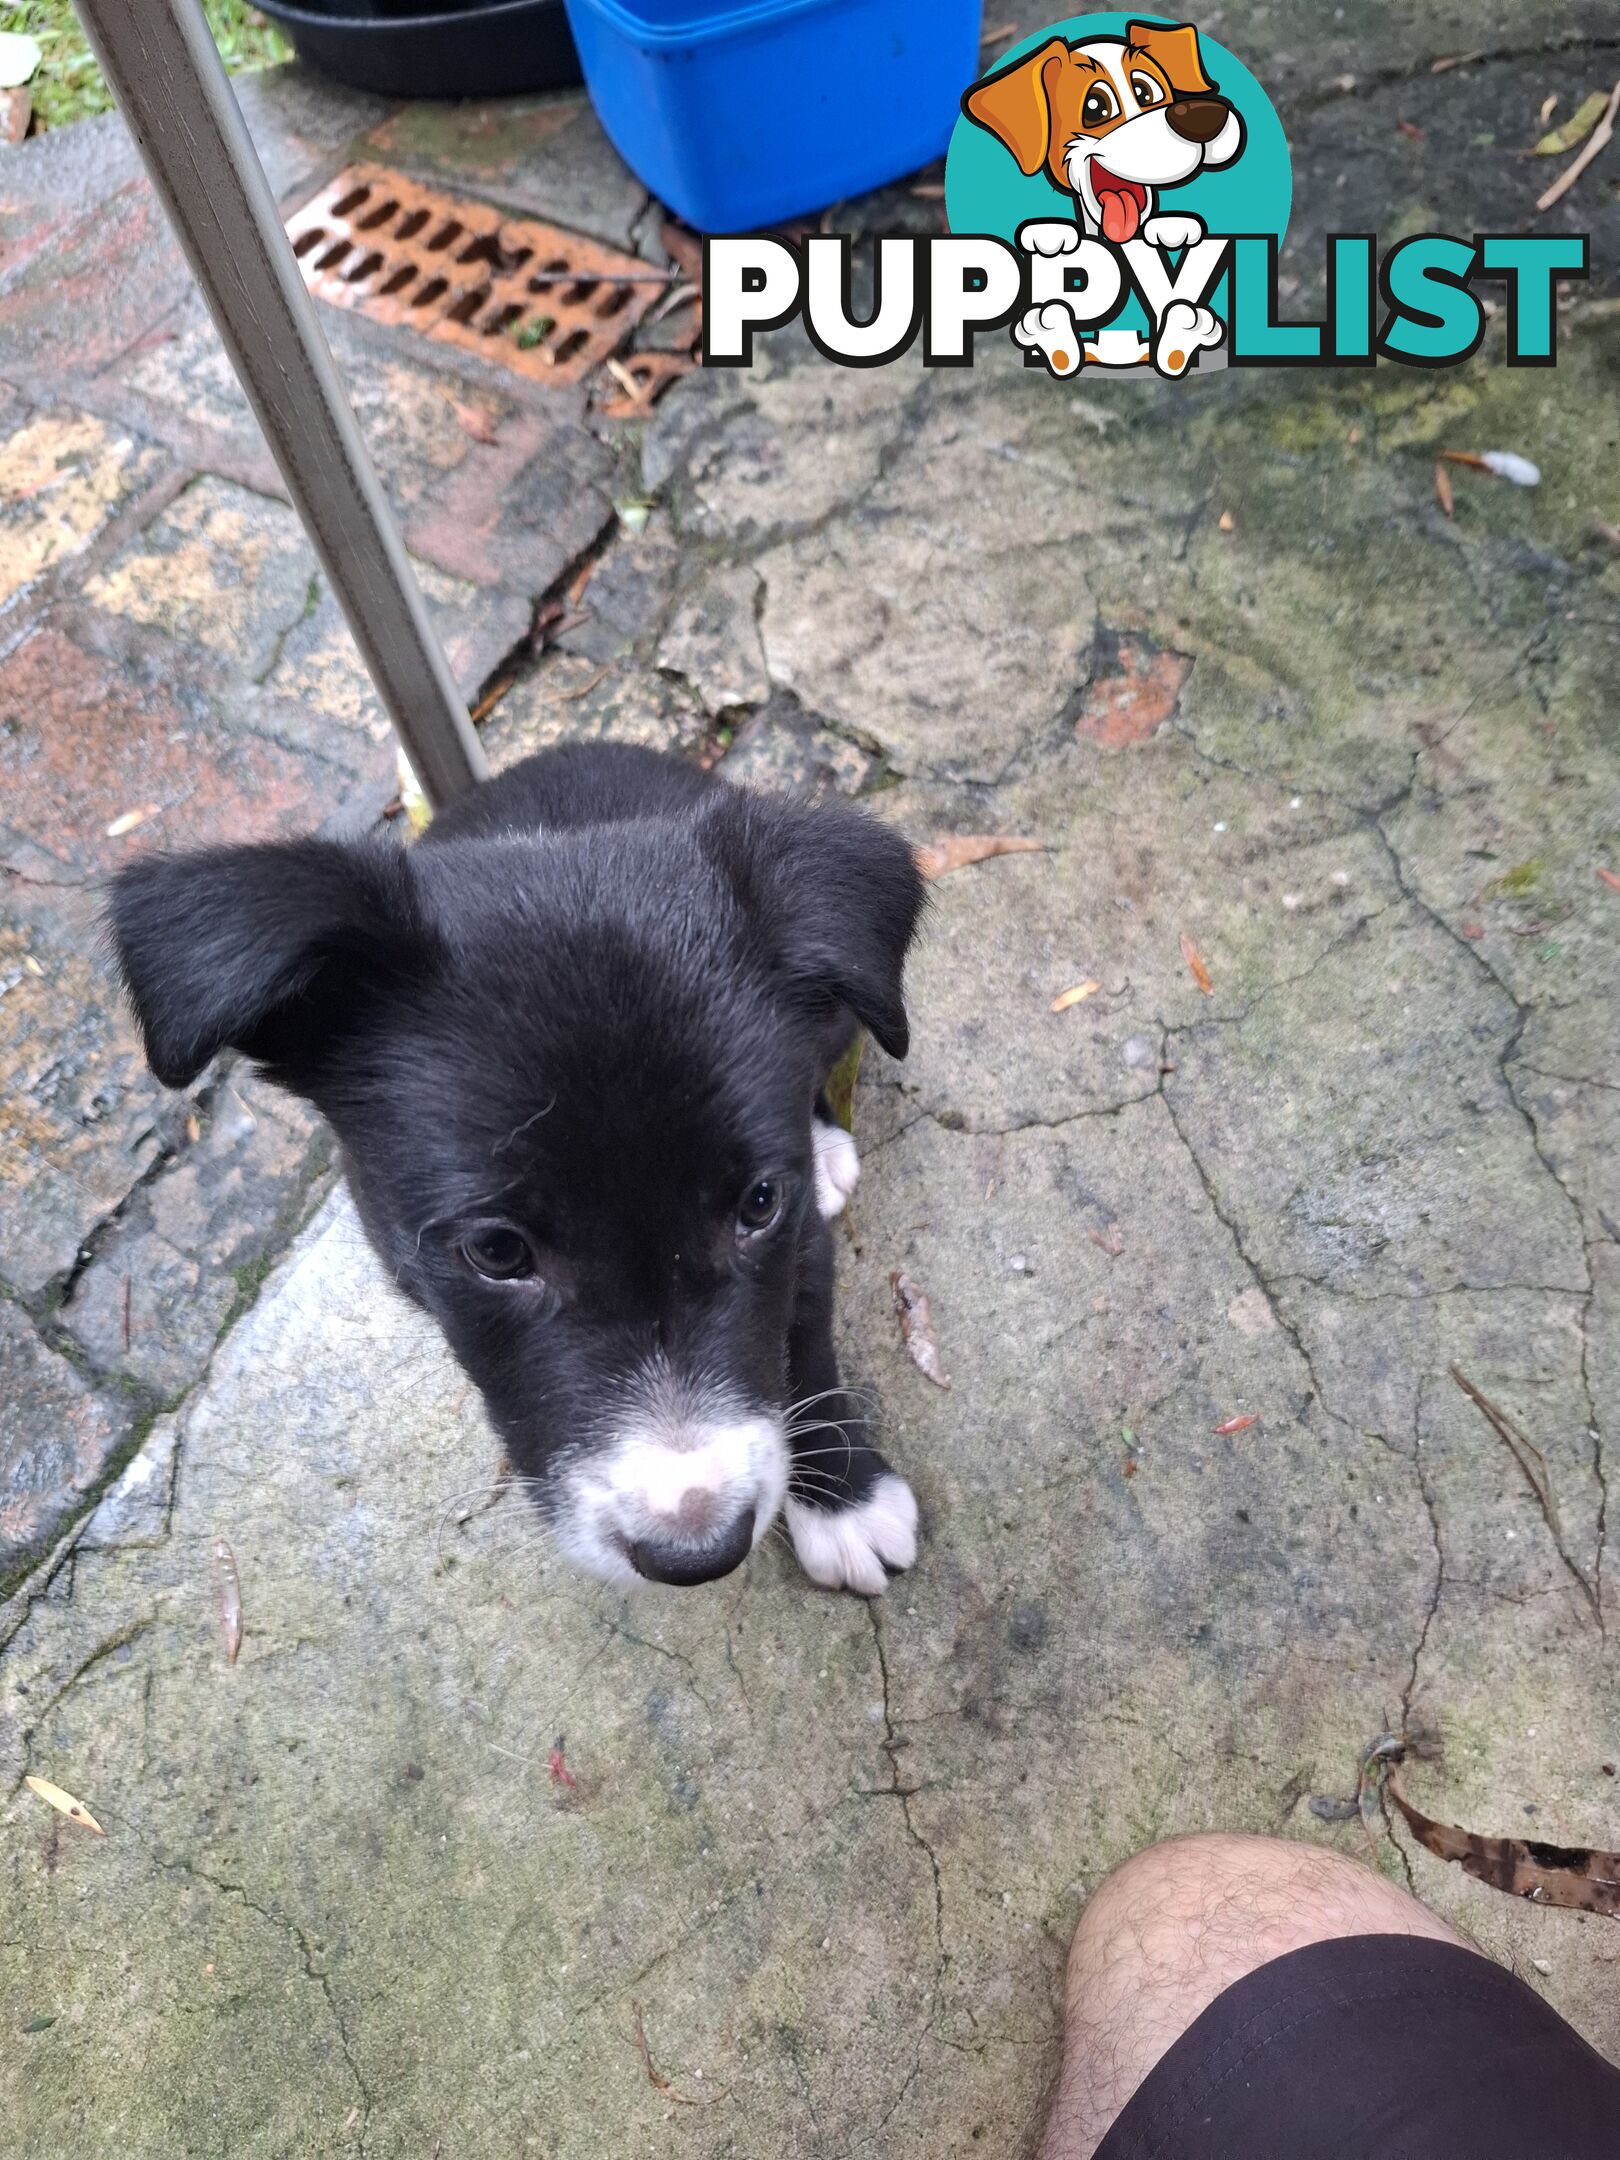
[1074,1830,1466,1987]
[1038,1834,1467,2160]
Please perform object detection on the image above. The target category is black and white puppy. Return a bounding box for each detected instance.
[109,744,927,1596]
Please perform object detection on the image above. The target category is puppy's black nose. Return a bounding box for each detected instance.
[1166,96,1229,143]
[628,1506,756,1588]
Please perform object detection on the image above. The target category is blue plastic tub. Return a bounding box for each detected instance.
[562,0,983,233]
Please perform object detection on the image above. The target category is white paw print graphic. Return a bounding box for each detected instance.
[1014,299,1085,378]
[1154,299,1224,377]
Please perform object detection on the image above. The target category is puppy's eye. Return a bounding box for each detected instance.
[1131,72,1163,107]
[1081,85,1117,127]
[736,1180,784,1236]
[459,1227,536,1281]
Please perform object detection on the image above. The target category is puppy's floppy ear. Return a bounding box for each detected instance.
[963,37,1072,177]
[1125,19,1213,96]
[709,791,926,1060]
[107,836,425,1090]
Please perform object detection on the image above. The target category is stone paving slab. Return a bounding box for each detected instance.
[5,22,1620,2158]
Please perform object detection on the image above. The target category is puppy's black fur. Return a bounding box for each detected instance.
[109,745,926,1589]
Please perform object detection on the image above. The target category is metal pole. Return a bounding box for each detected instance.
[72,0,488,807]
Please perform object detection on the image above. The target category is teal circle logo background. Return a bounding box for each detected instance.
[945,14,1292,338]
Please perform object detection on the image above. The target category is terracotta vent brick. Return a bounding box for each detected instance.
[285,164,662,386]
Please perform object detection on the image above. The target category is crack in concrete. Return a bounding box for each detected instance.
[864,1088,1163,1156]
[1269,1273,1592,1303]
[1156,1089,1356,1442]
[1368,813,1604,1621]
[863,1600,947,2149]
[1399,1385,1446,1738]
[134,1838,373,2150]
[4,1617,154,1801]
[597,1614,714,1711]
[1513,1063,1620,1098]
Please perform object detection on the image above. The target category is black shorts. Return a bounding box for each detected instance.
[1095,1933,1620,2159]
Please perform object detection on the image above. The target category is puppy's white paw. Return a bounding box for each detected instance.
[813,1117,860,1219]
[1017,219,1083,258]
[1142,212,1205,252]
[1154,299,1223,377]
[787,1475,919,1597]
[1014,300,1083,377]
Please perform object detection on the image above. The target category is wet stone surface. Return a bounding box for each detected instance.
[4,23,1620,2160]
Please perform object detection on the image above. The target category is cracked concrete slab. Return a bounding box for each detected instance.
[6,19,1620,2155]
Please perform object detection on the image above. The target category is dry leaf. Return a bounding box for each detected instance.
[1212,1414,1258,1435]
[916,833,1047,880]
[105,804,160,839]
[214,1537,242,1665]
[24,1775,105,1836]
[1075,635,1191,748]
[1051,980,1101,1013]
[1597,868,1620,891]
[1088,1223,1124,1258]
[1536,77,1620,211]
[599,349,696,419]
[1179,932,1214,996]
[891,1270,950,1389]
[1530,88,1608,155]
[1217,509,1235,532]
[1387,1765,1620,1915]
[448,398,498,446]
[1434,460,1454,517]
[1440,448,1540,486]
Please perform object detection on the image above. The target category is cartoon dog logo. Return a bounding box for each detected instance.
[963,19,1246,376]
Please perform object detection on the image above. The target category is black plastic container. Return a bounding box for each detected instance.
[255,0,581,101]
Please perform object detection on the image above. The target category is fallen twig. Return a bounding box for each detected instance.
[1536,75,1620,210]
[915,833,1047,880]
[1449,1364,1599,1619]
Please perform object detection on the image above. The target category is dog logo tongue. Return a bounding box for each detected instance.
[1091,163,1144,244]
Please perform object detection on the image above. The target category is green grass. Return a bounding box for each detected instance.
[0,1,290,133]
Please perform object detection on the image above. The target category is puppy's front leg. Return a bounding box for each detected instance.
[812,1096,860,1219]
[784,1212,918,1596]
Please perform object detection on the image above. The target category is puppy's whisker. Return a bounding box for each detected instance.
[781,1386,877,1418]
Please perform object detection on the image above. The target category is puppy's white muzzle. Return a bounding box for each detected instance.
[555,1392,790,1588]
